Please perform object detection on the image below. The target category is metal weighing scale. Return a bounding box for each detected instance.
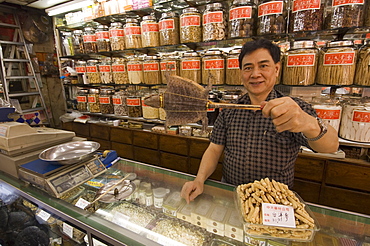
[18,155,107,198]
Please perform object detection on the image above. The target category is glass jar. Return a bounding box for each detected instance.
[112,57,129,84]
[339,98,370,142]
[141,15,160,48]
[181,51,202,84]
[126,93,143,117]
[86,59,102,84]
[109,22,125,51]
[99,87,114,114]
[180,7,202,43]
[127,56,144,84]
[112,90,128,116]
[354,41,370,86]
[282,40,318,86]
[143,55,161,85]
[142,94,159,119]
[88,88,100,113]
[99,58,113,84]
[317,41,357,85]
[257,0,288,35]
[159,12,180,46]
[202,3,226,42]
[76,88,89,112]
[83,26,97,53]
[324,0,365,30]
[160,53,179,84]
[311,95,342,132]
[75,60,87,74]
[226,48,242,85]
[96,25,111,52]
[229,0,257,38]
[289,0,324,32]
[202,49,225,85]
[124,18,142,49]
[72,30,84,54]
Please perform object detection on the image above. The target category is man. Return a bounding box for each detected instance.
[181,38,339,204]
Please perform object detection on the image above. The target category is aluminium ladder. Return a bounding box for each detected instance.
[0,5,51,125]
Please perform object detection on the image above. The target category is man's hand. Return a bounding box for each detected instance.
[180,180,204,204]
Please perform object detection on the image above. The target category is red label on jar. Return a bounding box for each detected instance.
[287,54,316,66]
[124,26,141,35]
[207,108,215,112]
[99,65,111,72]
[352,110,370,123]
[160,61,176,71]
[127,64,142,71]
[88,96,96,103]
[126,98,141,106]
[86,66,98,73]
[180,15,201,26]
[109,29,124,37]
[99,97,110,104]
[96,31,109,40]
[112,64,125,72]
[366,33,370,39]
[83,34,96,42]
[182,60,201,70]
[229,6,252,20]
[141,99,148,107]
[159,19,175,30]
[204,59,224,69]
[323,52,355,65]
[203,12,223,25]
[333,0,364,7]
[77,96,87,103]
[76,66,86,73]
[258,1,284,17]
[143,63,159,71]
[141,23,159,32]
[112,97,122,105]
[227,58,239,69]
[315,109,341,119]
[292,0,321,12]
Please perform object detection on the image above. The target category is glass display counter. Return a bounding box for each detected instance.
[0,158,369,246]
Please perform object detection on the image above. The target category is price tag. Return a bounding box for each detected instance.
[262,203,296,228]
[75,198,90,209]
[37,209,51,221]
[62,222,74,239]
[112,211,130,227]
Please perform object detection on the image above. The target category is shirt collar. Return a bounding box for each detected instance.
[237,89,283,104]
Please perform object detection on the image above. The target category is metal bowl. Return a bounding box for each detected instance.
[39,141,100,165]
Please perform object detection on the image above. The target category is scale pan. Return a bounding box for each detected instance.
[39,141,100,165]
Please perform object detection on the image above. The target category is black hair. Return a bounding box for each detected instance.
[238,38,281,69]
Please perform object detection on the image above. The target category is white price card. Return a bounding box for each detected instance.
[75,198,90,209]
[62,222,74,239]
[37,209,51,222]
[262,203,296,228]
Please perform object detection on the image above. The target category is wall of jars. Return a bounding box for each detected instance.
[57,0,370,142]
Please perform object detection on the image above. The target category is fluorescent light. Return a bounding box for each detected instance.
[45,0,94,16]
[27,0,71,9]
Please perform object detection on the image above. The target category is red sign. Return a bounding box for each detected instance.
[229,6,252,20]
[353,111,370,123]
[77,96,87,103]
[323,52,355,65]
[182,60,201,70]
[315,109,341,119]
[88,96,96,103]
[124,26,141,35]
[333,0,364,7]
[126,98,141,106]
[204,59,224,70]
[159,19,174,30]
[86,66,98,73]
[258,1,284,17]
[127,64,142,71]
[112,97,122,105]
[160,61,176,71]
[76,66,86,73]
[109,29,124,37]
[99,65,111,72]
[287,54,316,66]
[99,97,110,104]
[112,64,125,72]
[143,63,159,71]
[96,31,109,40]
[227,58,239,69]
[292,0,321,12]
[141,23,159,32]
[83,34,96,42]
[180,15,201,26]
[203,12,223,25]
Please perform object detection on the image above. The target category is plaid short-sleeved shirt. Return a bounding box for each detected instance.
[210,89,317,188]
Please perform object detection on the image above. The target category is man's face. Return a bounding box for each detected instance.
[240,48,280,99]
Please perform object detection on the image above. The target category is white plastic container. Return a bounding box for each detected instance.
[152,187,170,209]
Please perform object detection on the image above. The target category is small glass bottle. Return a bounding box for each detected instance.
[160,53,179,84]
[180,51,202,84]
[159,12,180,46]
[99,58,113,84]
[112,89,128,116]
[202,3,226,42]
[96,25,111,52]
[180,7,202,43]
[76,88,89,112]
[83,26,97,53]
[112,57,129,84]
[124,18,142,49]
[257,0,288,35]
[202,49,225,85]
[99,87,114,114]
[229,0,257,38]
[226,48,242,85]
[72,30,85,54]
[88,88,100,113]
[127,56,144,84]
[86,59,102,84]
[143,55,161,85]
[141,15,160,48]
[109,22,125,51]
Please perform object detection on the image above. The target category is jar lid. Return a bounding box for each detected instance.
[89,88,100,93]
[161,12,176,18]
[204,49,223,55]
[126,18,139,23]
[206,2,223,8]
[100,87,114,93]
[146,55,159,60]
[110,22,123,27]
[97,25,108,29]
[327,40,354,47]
[87,59,99,63]
[291,41,315,49]
[142,15,156,21]
[182,7,199,14]
[73,30,83,34]
[84,27,95,31]
[79,88,89,93]
[229,48,242,55]
[76,60,86,64]
[183,51,200,57]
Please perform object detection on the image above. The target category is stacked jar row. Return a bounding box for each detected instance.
[68,0,370,56]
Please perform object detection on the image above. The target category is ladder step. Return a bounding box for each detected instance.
[0,40,24,45]
[22,107,45,113]
[0,23,19,28]
[6,75,35,80]
[9,91,40,97]
[3,58,29,62]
